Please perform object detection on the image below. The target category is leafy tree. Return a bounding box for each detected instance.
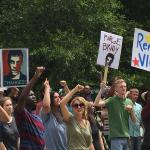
[0,0,150,94]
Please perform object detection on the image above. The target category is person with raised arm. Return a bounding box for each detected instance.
[14,67,45,150]
[0,97,19,150]
[60,84,95,150]
[60,80,70,95]
[0,105,11,123]
[94,79,136,150]
[41,79,67,150]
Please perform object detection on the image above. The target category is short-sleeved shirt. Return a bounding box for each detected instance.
[129,102,142,137]
[14,109,45,150]
[0,117,19,150]
[41,110,67,150]
[105,96,133,139]
[66,115,92,150]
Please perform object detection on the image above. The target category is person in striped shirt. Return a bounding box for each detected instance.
[14,67,45,150]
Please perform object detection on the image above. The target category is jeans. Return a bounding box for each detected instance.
[111,138,129,150]
[130,137,141,150]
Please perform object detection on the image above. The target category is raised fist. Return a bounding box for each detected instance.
[74,84,84,92]
[60,80,67,87]
[124,105,133,113]
[35,66,45,77]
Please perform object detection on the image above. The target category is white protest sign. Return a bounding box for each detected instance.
[97,31,123,69]
[131,28,150,71]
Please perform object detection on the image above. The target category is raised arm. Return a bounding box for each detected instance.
[0,142,7,150]
[15,67,45,112]
[60,84,84,121]
[60,80,70,94]
[0,106,10,123]
[42,79,51,114]
[94,82,106,108]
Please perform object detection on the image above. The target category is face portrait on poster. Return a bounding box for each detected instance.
[97,31,123,69]
[131,28,150,72]
[1,48,29,87]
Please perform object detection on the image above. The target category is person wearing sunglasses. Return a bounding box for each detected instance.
[60,84,95,150]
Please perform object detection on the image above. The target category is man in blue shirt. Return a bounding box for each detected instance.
[128,88,142,150]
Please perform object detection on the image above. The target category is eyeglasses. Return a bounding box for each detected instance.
[72,103,85,109]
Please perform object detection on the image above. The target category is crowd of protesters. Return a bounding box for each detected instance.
[0,67,150,150]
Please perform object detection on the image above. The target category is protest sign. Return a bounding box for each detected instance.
[131,28,150,72]
[97,31,123,69]
[1,48,29,87]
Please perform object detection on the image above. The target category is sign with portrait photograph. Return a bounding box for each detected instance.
[1,48,29,87]
[131,28,150,72]
[97,31,123,69]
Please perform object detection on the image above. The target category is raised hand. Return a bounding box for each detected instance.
[60,80,67,87]
[44,78,50,90]
[74,84,84,92]
[35,66,45,77]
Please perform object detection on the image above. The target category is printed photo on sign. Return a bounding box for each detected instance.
[131,28,150,72]
[97,31,123,69]
[2,48,29,87]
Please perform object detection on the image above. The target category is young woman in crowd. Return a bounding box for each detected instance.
[60,84,95,150]
[41,79,67,150]
[0,97,20,150]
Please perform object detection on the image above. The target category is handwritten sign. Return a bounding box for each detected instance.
[97,31,123,69]
[131,28,150,71]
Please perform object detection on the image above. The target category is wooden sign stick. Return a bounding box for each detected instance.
[103,66,109,84]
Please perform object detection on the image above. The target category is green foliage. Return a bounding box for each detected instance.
[0,0,150,93]
[30,29,98,89]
